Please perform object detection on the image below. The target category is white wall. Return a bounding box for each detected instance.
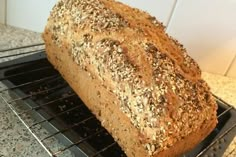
[0,0,5,24]
[6,0,57,32]
[167,0,236,76]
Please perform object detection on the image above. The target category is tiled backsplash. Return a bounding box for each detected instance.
[2,0,236,78]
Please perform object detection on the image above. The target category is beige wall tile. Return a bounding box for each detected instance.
[0,0,5,24]
[167,0,236,75]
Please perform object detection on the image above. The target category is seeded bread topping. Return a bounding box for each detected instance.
[69,36,214,155]
[43,0,218,156]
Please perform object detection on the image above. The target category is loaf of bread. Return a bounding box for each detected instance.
[43,0,218,156]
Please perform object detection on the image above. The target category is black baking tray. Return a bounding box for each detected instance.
[0,52,235,157]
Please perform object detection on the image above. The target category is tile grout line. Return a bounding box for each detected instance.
[165,0,178,32]
[224,53,236,76]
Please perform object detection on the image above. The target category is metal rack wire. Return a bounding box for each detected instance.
[0,44,235,157]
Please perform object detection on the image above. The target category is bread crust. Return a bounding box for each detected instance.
[43,0,218,156]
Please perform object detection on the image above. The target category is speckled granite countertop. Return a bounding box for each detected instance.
[0,24,72,157]
[0,24,235,157]
[0,24,48,157]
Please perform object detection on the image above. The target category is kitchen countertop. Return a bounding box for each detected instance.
[0,24,73,157]
[0,24,235,157]
[0,25,48,157]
